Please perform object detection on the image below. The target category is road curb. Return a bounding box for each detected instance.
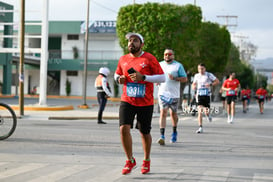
[11,105,74,111]
[48,116,119,120]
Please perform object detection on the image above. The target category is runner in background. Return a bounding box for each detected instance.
[222,72,240,124]
[241,87,248,113]
[157,48,187,145]
[255,86,268,114]
[246,86,252,111]
[192,63,219,133]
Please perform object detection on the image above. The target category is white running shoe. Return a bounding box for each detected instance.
[230,116,234,124]
[227,116,233,124]
[206,115,212,122]
[196,127,203,134]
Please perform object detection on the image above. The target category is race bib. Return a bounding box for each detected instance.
[198,88,209,96]
[259,95,264,99]
[228,90,235,95]
[243,95,247,98]
[126,82,146,98]
[160,95,173,104]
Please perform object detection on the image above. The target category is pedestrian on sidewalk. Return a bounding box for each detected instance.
[192,63,219,133]
[222,72,240,123]
[114,33,165,175]
[255,86,268,114]
[94,67,112,124]
[156,48,187,145]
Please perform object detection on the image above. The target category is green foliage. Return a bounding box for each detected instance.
[197,22,231,75]
[223,43,255,89]
[117,3,202,64]
[236,63,255,89]
[267,85,273,95]
[254,73,267,90]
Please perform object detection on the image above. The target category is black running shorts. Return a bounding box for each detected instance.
[119,101,154,134]
[197,95,211,108]
[226,95,237,105]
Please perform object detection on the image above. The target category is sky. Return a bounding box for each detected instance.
[2,0,273,60]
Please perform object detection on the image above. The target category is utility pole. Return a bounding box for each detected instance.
[80,0,90,109]
[233,34,248,50]
[216,15,238,28]
[19,0,25,116]
[233,34,249,60]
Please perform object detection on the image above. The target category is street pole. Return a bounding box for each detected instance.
[39,0,49,105]
[187,71,192,106]
[80,0,90,108]
[19,0,25,116]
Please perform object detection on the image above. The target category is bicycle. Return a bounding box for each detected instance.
[0,103,17,140]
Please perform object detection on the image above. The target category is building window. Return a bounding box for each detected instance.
[66,71,78,76]
[67,34,79,40]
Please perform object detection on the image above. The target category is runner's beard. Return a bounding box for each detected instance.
[166,59,173,63]
[129,45,141,54]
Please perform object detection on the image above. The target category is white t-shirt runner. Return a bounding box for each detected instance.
[158,60,187,99]
[193,72,216,96]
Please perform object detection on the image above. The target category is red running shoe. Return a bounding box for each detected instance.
[121,158,136,175]
[141,160,150,174]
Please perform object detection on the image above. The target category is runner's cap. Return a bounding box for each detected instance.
[126,33,144,43]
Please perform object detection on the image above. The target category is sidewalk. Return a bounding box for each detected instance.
[0,95,119,120]
[1,95,226,121]
[4,98,223,121]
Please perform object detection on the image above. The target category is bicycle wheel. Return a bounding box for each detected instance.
[0,103,17,140]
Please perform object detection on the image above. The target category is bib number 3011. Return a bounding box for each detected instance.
[126,82,146,98]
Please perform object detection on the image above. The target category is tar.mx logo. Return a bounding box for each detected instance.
[182,106,223,116]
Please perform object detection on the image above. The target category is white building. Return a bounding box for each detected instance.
[1,20,124,96]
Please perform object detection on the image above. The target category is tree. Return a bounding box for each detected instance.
[236,63,255,89]
[254,73,267,90]
[224,43,255,89]
[197,22,231,75]
[116,3,202,62]
[117,3,202,108]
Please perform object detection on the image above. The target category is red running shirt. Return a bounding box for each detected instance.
[241,89,248,97]
[222,78,240,96]
[115,52,164,106]
[246,89,251,99]
[256,88,268,97]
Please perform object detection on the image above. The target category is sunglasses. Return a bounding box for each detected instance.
[164,53,173,56]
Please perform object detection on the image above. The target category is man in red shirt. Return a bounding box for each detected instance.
[222,72,240,123]
[115,33,165,175]
[246,86,252,110]
[241,88,248,113]
[255,86,268,114]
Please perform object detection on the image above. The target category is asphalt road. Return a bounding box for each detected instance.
[0,99,273,182]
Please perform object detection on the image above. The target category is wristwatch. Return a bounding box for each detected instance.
[142,75,146,81]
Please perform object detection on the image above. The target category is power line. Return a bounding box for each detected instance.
[91,0,117,14]
[216,15,238,28]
